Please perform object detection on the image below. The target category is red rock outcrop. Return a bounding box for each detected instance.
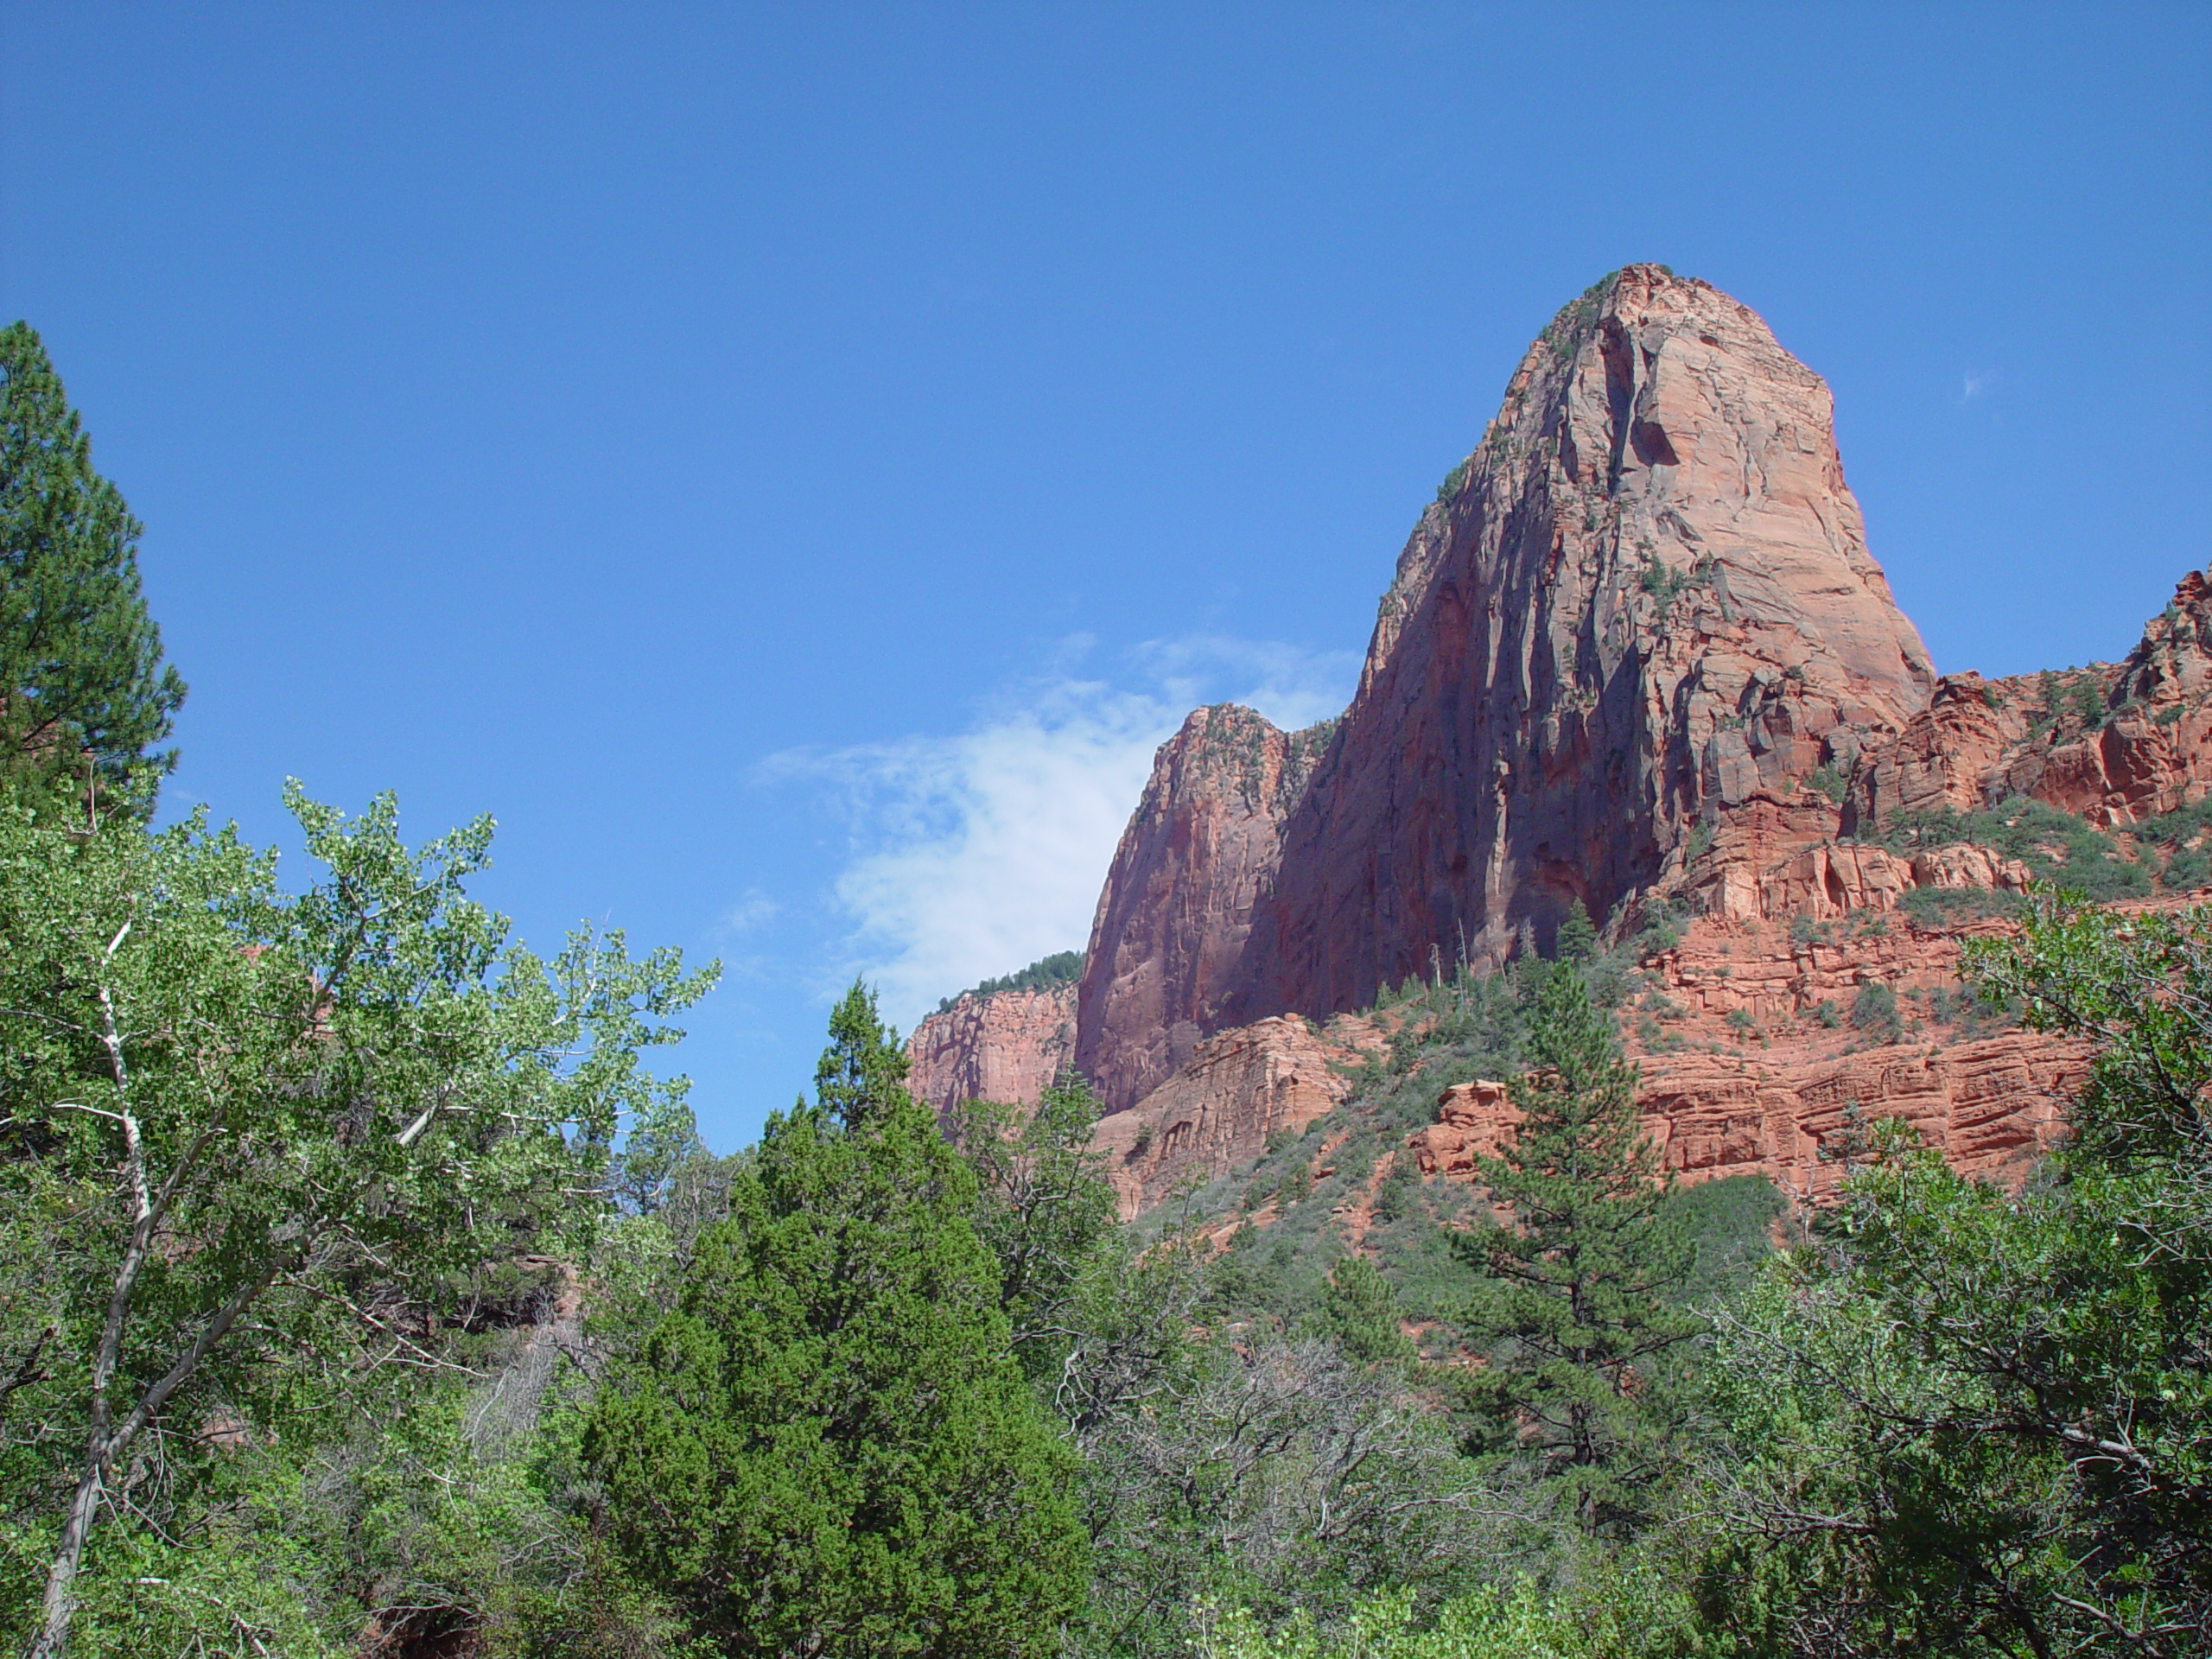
[1630,1033,2088,1200]
[1076,266,1937,1101]
[1407,1079,1518,1179]
[1088,1014,1385,1217]
[1843,573,2212,833]
[1092,906,2101,1227]
[905,983,1077,1114]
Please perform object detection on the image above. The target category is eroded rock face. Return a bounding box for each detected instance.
[1093,907,2096,1228]
[1240,265,1933,1003]
[905,984,1077,1115]
[1632,1034,2087,1199]
[1845,574,2212,832]
[1088,1014,1383,1218]
[1074,705,1333,1110]
[1074,267,1936,1100]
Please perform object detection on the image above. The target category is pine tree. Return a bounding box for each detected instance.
[1306,1253,1414,1365]
[587,990,1087,1656]
[1455,964,1694,1530]
[1554,897,1599,962]
[0,323,186,801]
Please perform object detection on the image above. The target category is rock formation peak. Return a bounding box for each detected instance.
[1073,265,1936,1106]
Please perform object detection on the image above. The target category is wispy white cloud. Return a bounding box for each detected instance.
[721,888,781,933]
[768,636,1356,1033]
[1957,369,1995,405]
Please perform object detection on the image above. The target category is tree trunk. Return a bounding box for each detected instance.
[28,1451,106,1659]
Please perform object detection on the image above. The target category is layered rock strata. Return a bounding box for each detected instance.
[1087,1014,1385,1218]
[905,984,1077,1116]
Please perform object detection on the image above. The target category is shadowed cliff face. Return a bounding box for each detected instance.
[1076,266,1936,1106]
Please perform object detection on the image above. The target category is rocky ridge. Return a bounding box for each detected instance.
[909,266,2212,1224]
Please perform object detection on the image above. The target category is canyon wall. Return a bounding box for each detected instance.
[905,264,2212,1224]
[1076,264,1935,1107]
[906,983,1077,1116]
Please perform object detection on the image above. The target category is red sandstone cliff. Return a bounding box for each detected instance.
[1076,265,1936,1105]
[905,983,1077,1115]
[1072,705,1335,1110]
[1091,905,2107,1223]
[911,267,2212,1230]
[1848,572,2212,831]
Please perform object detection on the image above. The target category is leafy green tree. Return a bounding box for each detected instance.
[0,324,186,802]
[1694,893,2212,1656]
[814,976,912,1126]
[1454,966,1694,1529]
[0,782,713,1659]
[586,994,1088,1656]
[1554,899,1599,963]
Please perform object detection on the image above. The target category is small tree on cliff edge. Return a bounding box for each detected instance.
[0,323,186,803]
[587,986,1087,1656]
[1455,963,1694,1531]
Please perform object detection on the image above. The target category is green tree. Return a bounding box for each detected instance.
[1454,966,1694,1529]
[1304,1255,1414,1366]
[0,782,713,1659]
[1694,893,2212,1656]
[1554,899,1599,963]
[0,324,186,802]
[814,976,912,1126]
[586,994,1088,1656]
[944,1075,1122,1382]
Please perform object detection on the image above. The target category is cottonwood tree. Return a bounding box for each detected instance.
[0,324,185,802]
[0,783,713,1658]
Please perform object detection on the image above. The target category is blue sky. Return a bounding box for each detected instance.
[3,3,2206,1147]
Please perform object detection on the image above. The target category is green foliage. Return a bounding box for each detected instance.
[936,949,1084,1013]
[1554,899,1599,963]
[1454,969,1696,1531]
[1878,794,2151,901]
[2132,794,2212,893]
[1849,976,1902,1043]
[1434,459,1471,505]
[1896,883,2024,928]
[587,998,1087,1657]
[0,323,187,803]
[1659,1174,1786,1308]
[0,785,714,1657]
[1303,1255,1414,1365]
[944,1077,1122,1383]
[1187,1553,1707,1659]
[1802,764,1849,804]
[1692,893,2212,1656]
[815,977,912,1126]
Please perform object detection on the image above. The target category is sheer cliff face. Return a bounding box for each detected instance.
[1071,704,1332,1111]
[906,984,1076,1115]
[1077,267,1935,1104]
